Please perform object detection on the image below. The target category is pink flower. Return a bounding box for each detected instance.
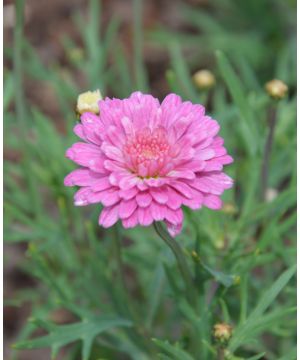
[64,92,233,236]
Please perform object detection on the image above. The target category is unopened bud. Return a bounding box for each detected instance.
[213,323,233,347]
[265,188,278,202]
[193,70,216,90]
[76,89,102,115]
[265,79,288,100]
[191,250,201,263]
[222,203,238,215]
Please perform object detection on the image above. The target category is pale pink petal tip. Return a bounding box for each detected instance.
[65,92,233,236]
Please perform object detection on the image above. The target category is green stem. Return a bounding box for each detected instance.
[14,0,41,217]
[112,226,155,355]
[261,104,277,200]
[133,0,148,91]
[112,225,135,319]
[153,222,196,307]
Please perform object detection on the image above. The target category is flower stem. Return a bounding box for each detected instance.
[261,104,277,200]
[153,222,196,307]
[14,0,41,217]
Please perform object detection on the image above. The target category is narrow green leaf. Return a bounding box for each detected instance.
[229,265,296,351]
[246,352,266,360]
[152,339,194,360]
[15,315,132,360]
[216,50,259,156]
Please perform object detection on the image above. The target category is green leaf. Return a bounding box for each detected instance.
[152,339,194,360]
[216,50,259,156]
[246,353,266,360]
[247,265,296,320]
[229,265,296,351]
[201,263,236,288]
[277,347,297,360]
[169,43,199,103]
[14,315,132,360]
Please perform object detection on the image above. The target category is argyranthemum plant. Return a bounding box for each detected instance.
[64,92,233,236]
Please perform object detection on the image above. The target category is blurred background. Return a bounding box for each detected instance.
[4,0,296,359]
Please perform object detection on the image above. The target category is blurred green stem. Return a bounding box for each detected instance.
[133,0,148,91]
[112,226,155,355]
[14,0,41,216]
[153,222,196,307]
[261,104,277,200]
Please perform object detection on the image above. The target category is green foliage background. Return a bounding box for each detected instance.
[4,0,296,359]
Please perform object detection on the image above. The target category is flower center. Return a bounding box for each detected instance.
[123,127,170,177]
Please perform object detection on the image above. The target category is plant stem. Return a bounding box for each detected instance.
[133,0,148,91]
[14,0,41,217]
[153,222,196,307]
[261,105,277,200]
[112,225,135,319]
[112,226,155,355]
[217,348,225,360]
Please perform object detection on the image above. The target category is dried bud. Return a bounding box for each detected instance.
[213,323,233,346]
[265,79,288,100]
[193,70,216,90]
[76,89,102,115]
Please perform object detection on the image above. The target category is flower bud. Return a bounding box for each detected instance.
[76,89,102,115]
[213,323,233,347]
[265,187,278,202]
[222,203,238,215]
[265,79,288,100]
[193,70,216,90]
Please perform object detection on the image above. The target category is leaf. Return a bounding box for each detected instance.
[216,50,259,156]
[247,265,296,320]
[201,263,236,288]
[246,353,266,360]
[229,265,296,351]
[14,315,132,360]
[169,43,199,103]
[277,347,297,360]
[152,339,194,360]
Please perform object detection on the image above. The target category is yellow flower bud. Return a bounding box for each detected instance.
[76,89,102,115]
[213,323,233,346]
[193,70,216,90]
[265,79,288,100]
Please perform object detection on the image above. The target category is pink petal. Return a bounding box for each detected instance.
[165,221,183,237]
[150,202,166,221]
[167,170,195,180]
[150,187,168,204]
[64,168,103,187]
[100,189,120,206]
[170,181,192,199]
[99,205,120,227]
[119,199,137,219]
[136,192,152,207]
[166,187,183,210]
[138,207,153,226]
[203,195,222,209]
[101,143,123,162]
[119,175,139,190]
[122,210,139,228]
[119,186,138,200]
[165,208,183,225]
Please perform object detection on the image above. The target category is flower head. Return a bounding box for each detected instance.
[65,92,233,236]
